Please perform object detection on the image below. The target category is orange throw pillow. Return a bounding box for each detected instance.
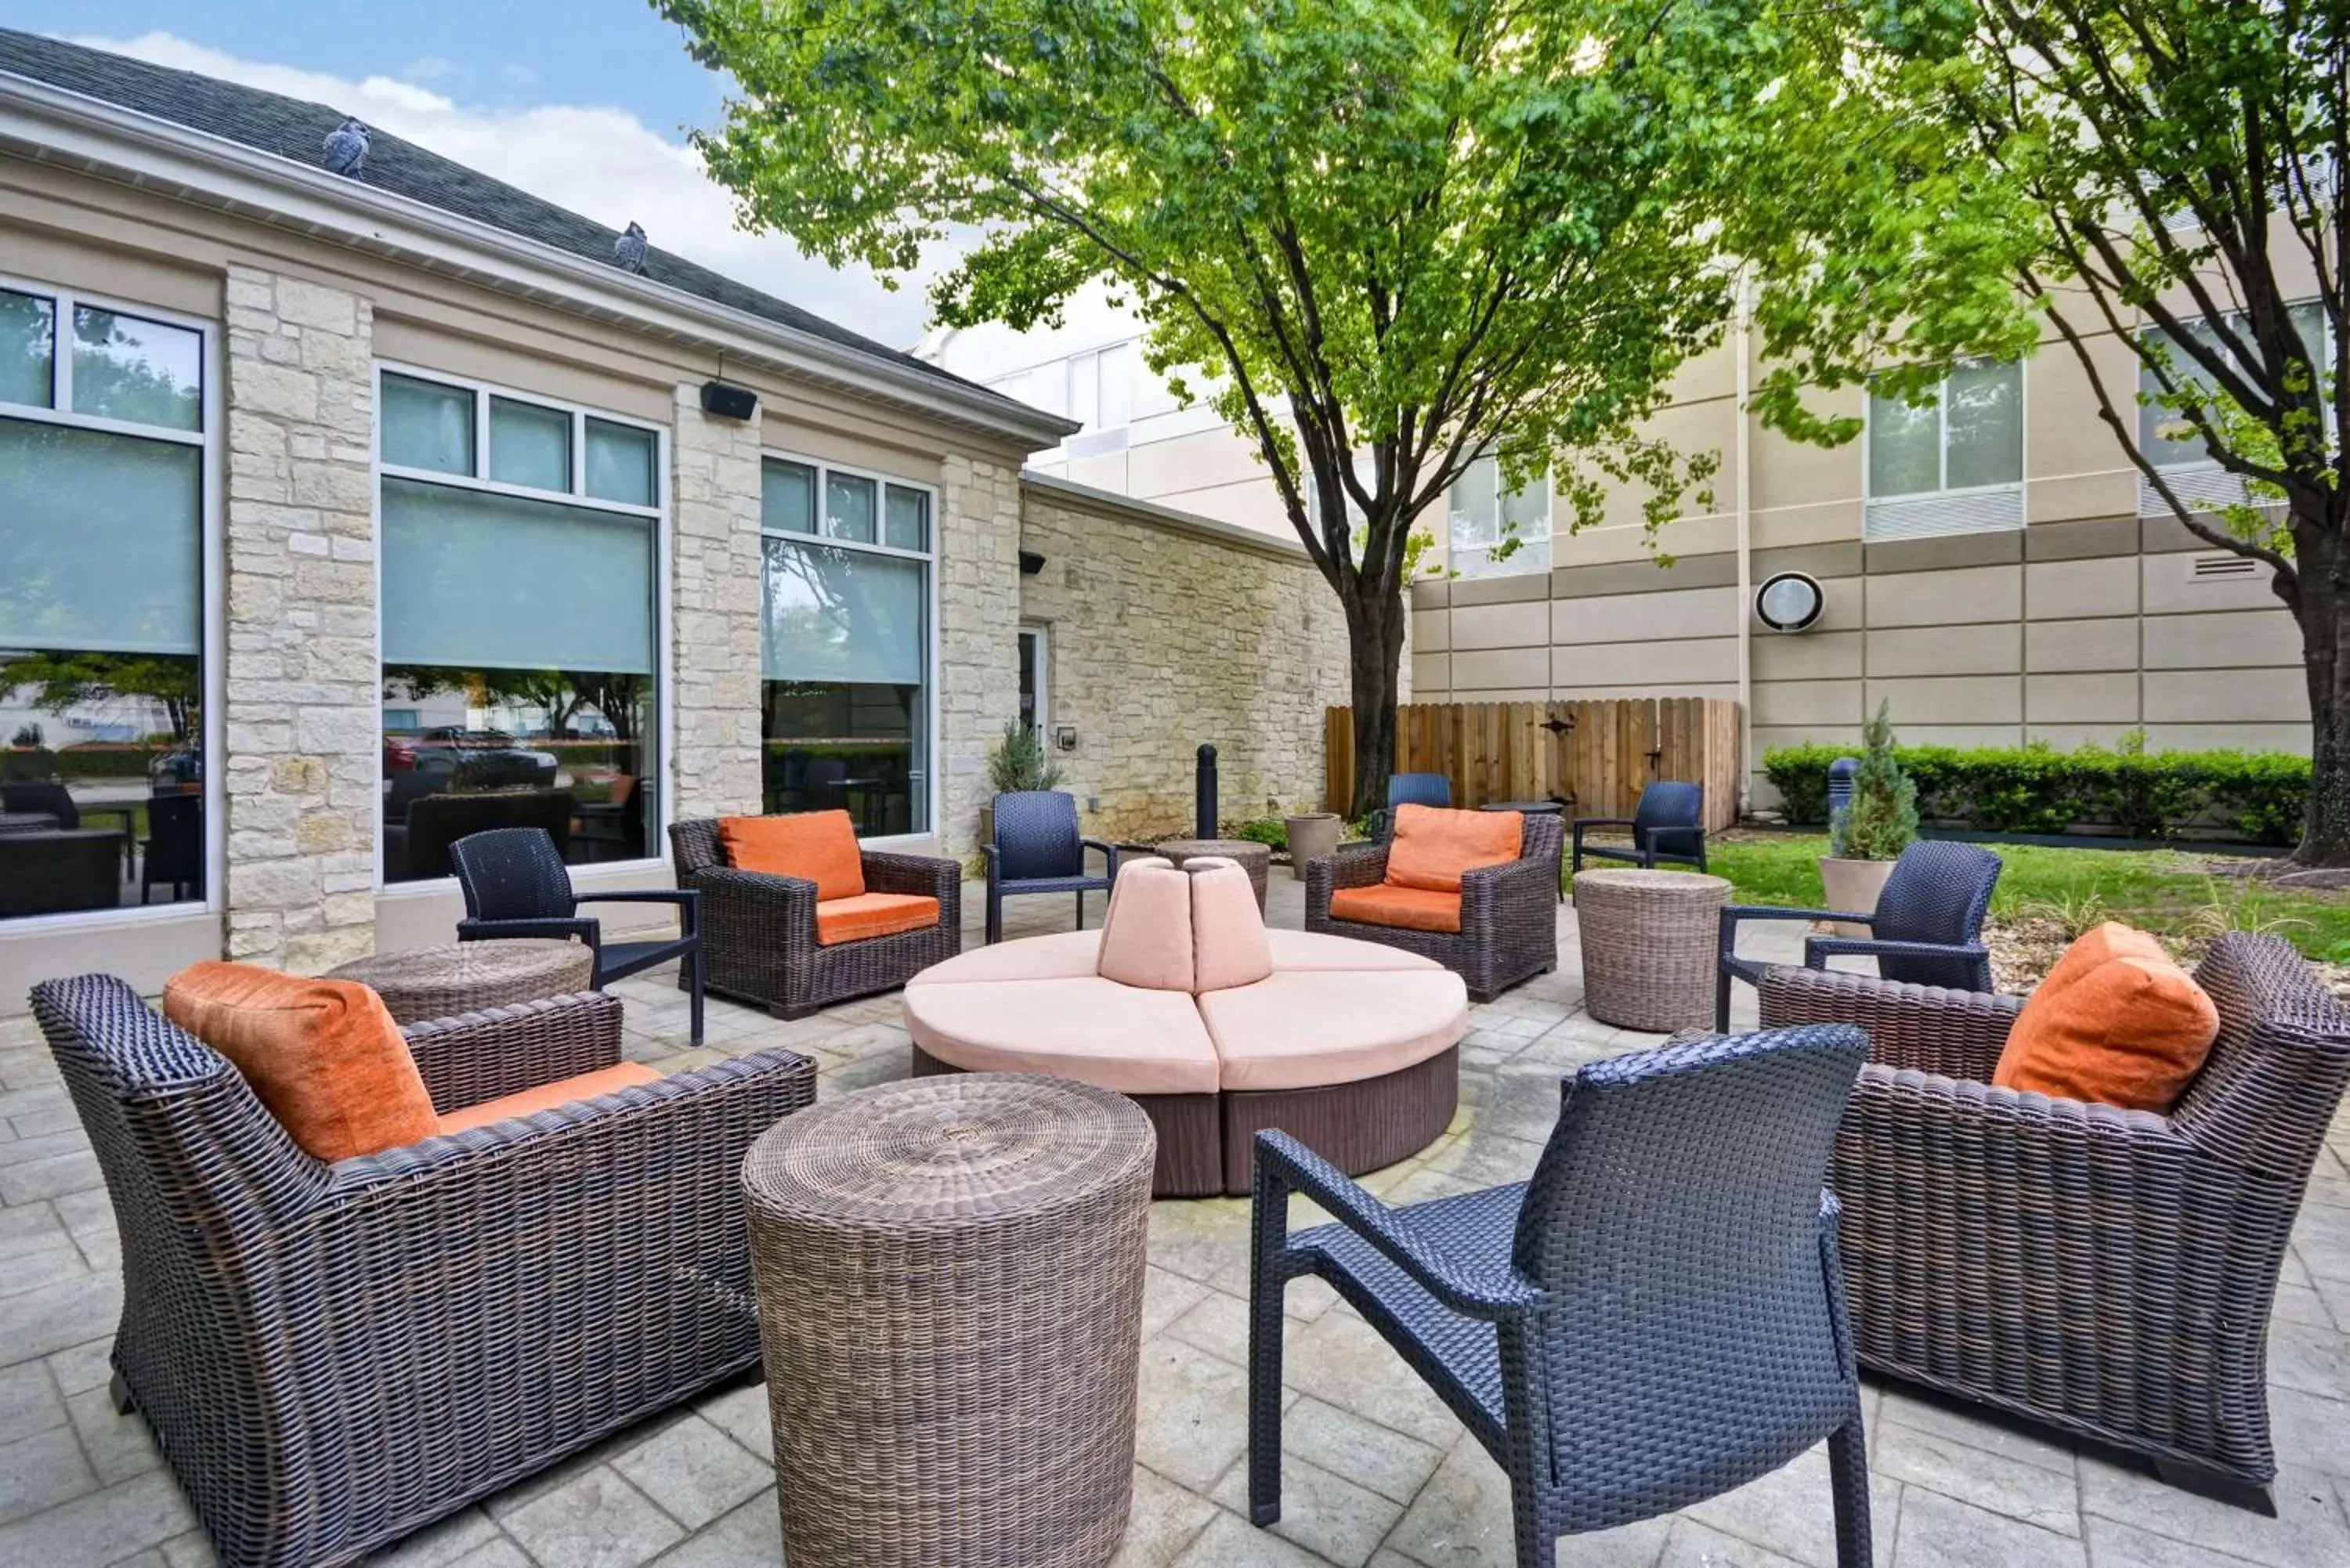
[1386,804,1522,894]
[1991,923,2220,1113]
[815,892,942,946]
[163,961,438,1161]
[720,810,865,901]
[1329,884,1464,934]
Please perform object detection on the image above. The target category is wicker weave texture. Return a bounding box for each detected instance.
[744,1075,1156,1567]
[326,939,593,1024]
[1154,839,1273,911]
[1575,870,1731,1031]
[1305,813,1563,1002]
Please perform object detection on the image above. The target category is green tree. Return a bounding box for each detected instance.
[656,0,1794,815]
[0,650,197,742]
[1726,2,2350,861]
[1832,702,1919,862]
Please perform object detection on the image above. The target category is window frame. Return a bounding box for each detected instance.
[1861,358,2029,504]
[758,446,941,844]
[0,272,224,934]
[371,362,673,895]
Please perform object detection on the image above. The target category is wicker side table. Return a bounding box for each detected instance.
[743,1075,1157,1568]
[1153,838,1271,912]
[1574,869,1732,1032]
[324,938,594,1024]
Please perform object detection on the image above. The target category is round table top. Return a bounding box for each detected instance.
[330,938,588,985]
[742,1075,1154,1231]
[1573,867,1731,897]
[1153,838,1272,862]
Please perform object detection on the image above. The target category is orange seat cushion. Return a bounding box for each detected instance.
[1386,804,1522,893]
[162,961,438,1162]
[436,1062,663,1136]
[1329,883,1464,934]
[815,891,942,946]
[720,811,865,900]
[1991,922,2220,1113]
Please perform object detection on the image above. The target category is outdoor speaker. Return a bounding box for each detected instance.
[699,380,759,421]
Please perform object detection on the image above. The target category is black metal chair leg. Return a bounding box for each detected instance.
[1827,1411,1873,1567]
[1246,1177,1288,1525]
[687,945,705,1047]
[1075,890,1086,930]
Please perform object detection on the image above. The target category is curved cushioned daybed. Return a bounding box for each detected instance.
[903,855,1467,1196]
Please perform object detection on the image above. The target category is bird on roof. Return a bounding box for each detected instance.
[321,117,370,177]
[615,222,649,275]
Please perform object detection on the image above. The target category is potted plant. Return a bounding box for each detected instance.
[980,721,1065,845]
[1282,807,1342,876]
[1819,701,1915,935]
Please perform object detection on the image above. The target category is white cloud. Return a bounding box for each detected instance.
[74,31,945,349]
[401,55,460,82]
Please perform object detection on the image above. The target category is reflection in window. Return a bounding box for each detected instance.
[0,287,56,410]
[488,397,570,491]
[2139,302,2326,468]
[1867,359,2023,497]
[70,307,203,431]
[1447,452,1551,576]
[382,374,476,475]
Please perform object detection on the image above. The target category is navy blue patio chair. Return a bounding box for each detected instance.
[1571,780,1708,874]
[1370,771,1453,840]
[1249,1024,1875,1568]
[449,826,704,1044]
[982,789,1119,945]
[1716,840,2001,1030]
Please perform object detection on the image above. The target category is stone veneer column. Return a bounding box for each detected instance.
[669,387,767,822]
[220,264,381,971]
[936,454,1025,855]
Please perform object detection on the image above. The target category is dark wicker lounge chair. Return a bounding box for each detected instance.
[1716,839,2000,1029]
[1570,779,1707,873]
[1305,812,1563,1001]
[982,789,1117,944]
[450,826,705,1044]
[28,973,816,1568]
[670,817,960,1017]
[1249,1024,1875,1567]
[1759,932,2350,1511]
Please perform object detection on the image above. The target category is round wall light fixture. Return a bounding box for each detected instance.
[1755,571,1826,634]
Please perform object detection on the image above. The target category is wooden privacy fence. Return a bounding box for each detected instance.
[1324,698,1741,831]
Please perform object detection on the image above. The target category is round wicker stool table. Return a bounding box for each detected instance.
[1573,869,1732,1032]
[324,938,594,1024]
[1152,838,1271,911]
[742,1074,1157,1568]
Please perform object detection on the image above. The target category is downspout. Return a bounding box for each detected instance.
[1734,272,1755,819]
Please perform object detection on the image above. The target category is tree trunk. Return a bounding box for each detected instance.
[1343,586,1408,821]
[2289,522,2350,864]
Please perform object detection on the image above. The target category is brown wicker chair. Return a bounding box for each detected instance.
[1304,812,1563,1002]
[1758,932,2350,1511]
[669,817,962,1017]
[29,973,817,1568]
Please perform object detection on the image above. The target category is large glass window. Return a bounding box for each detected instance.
[761,455,931,835]
[0,281,208,922]
[2139,302,2326,468]
[1867,359,2023,497]
[378,370,661,883]
[1447,452,1551,576]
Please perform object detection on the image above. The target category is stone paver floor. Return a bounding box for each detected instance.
[5,876,2350,1566]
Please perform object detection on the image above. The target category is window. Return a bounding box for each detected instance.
[377,369,662,884]
[1864,359,2023,539]
[1446,453,1551,577]
[2139,302,2326,468]
[0,280,209,923]
[761,455,932,836]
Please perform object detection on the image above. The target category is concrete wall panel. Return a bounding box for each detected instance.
[1864,675,2023,725]
[1448,598,1550,651]
[2025,672,2140,725]
[1553,584,1742,645]
[1866,623,2022,679]
[1755,680,1863,728]
[2026,555,2138,620]
[2026,617,2140,673]
[2141,609,2305,670]
[1553,638,1738,688]
[1866,565,2023,628]
[2143,670,2308,724]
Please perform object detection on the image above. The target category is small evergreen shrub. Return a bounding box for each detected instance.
[986,721,1065,793]
[1829,703,1918,861]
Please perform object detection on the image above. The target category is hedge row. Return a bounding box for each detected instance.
[1762,740,2310,845]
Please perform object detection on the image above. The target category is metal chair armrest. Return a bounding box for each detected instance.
[457,916,599,952]
[1080,837,1121,877]
[577,887,699,935]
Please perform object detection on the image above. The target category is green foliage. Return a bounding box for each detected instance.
[1229,817,1289,851]
[986,722,1065,794]
[1766,739,2312,846]
[0,652,198,742]
[1830,702,1918,861]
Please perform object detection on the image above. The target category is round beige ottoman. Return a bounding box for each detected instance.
[742,1075,1156,1568]
[1573,869,1732,1032]
[325,938,594,1024]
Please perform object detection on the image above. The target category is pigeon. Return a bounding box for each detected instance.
[615,222,649,275]
[321,117,369,177]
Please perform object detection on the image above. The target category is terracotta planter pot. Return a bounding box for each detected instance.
[1817,856,1897,938]
[1284,812,1343,877]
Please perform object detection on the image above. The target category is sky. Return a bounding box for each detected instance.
[3,2,951,347]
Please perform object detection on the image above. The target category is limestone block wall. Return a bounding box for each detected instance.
[1018,480,1352,840]
[670,388,766,822]
[219,264,381,971]
[936,455,1027,855]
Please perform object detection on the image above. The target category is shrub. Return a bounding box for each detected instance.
[985,721,1065,793]
[1831,703,1918,861]
[1763,736,2312,845]
[1229,817,1288,851]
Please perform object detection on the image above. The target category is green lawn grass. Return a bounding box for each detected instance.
[1673,833,2350,964]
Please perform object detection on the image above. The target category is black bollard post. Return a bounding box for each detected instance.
[1196,744,1218,839]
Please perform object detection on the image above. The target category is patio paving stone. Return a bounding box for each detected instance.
[6,875,2350,1564]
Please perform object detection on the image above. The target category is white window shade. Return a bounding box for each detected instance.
[0,420,200,653]
[381,476,654,673]
[761,538,924,685]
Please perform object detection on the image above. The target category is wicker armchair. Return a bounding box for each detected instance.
[670,817,961,1017]
[1306,812,1563,1001]
[29,973,816,1568]
[1250,1024,1875,1567]
[1759,932,2350,1509]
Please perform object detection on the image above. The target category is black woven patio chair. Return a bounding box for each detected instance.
[1716,840,2000,1030]
[982,789,1118,945]
[450,826,705,1044]
[1368,771,1453,840]
[29,973,815,1568]
[1571,779,1707,873]
[1249,1024,1875,1567]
